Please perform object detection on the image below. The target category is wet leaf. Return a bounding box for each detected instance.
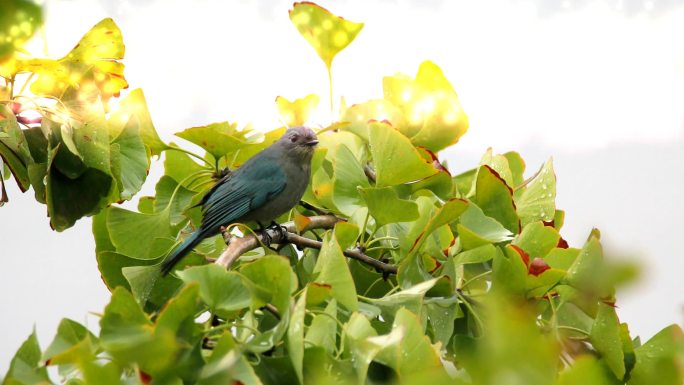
[473,165,520,234]
[516,158,556,226]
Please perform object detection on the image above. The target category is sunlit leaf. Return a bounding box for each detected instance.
[289,2,364,68]
[30,18,128,104]
[0,0,42,61]
[42,318,97,365]
[368,121,437,186]
[512,221,560,258]
[276,94,319,127]
[240,254,295,314]
[383,61,468,152]
[590,303,625,380]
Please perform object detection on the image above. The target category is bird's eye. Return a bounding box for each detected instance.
[290,135,298,143]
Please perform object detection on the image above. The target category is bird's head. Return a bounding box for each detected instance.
[279,126,318,161]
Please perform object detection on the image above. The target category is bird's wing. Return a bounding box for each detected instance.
[199,160,287,231]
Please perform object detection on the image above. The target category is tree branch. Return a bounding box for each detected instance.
[214,215,397,275]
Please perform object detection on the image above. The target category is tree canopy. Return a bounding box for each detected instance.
[1,2,682,385]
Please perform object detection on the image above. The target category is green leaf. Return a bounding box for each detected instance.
[473,165,520,234]
[99,287,177,375]
[558,356,620,385]
[341,99,406,141]
[332,143,370,216]
[590,303,625,380]
[480,148,514,188]
[516,158,556,226]
[109,88,167,157]
[382,61,468,152]
[240,254,295,314]
[106,206,173,259]
[3,329,50,385]
[122,263,185,313]
[287,288,307,384]
[306,299,338,355]
[200,332,262,385]
[0,105,33,191]
[177,264,252,318]
[175,121,251,161]
[46,144,113,231]
[42,318,96,365]
[512,221,560,258]
[163,146,211,191]
[492,245,527,297]
[627,325,683,385]
[457,203,514,249]
[503,151,526,188]
[333,222,360,251]
[368,121,437,187]
[374,308,451,381]
[313,233,358,311]
[453,244,497,266]
[564,235,605,295]
[288,2,364,68]
[358,186,419,228]
[96,251,158,291]
[109,114,148,201]
[369,278,438,323]
[153,175,195,225]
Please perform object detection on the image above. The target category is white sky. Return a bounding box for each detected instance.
[1,0,683,372]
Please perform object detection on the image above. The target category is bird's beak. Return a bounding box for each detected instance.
[305,139,319,147]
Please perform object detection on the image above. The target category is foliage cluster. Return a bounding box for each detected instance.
[2,2,682,385]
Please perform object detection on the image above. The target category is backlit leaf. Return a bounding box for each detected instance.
[289,2,364,68]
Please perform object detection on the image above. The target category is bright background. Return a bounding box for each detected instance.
[2,0,683,372]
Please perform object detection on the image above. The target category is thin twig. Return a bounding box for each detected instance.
[214,215,397,275]
[363,164,377,184]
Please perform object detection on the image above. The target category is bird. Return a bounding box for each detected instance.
[160,126,319,275]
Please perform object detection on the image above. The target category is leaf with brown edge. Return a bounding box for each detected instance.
[510,244,530,266]
[473,165,520,234]
[289,2,364,69]
[276,94,319,127]
[30,18,128,105]
[528,257,551,277]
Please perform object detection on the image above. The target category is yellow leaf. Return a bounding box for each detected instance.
[289,2,364,68]
[383,61,468,152]
[276,94,319,127]
[30,18,128,105]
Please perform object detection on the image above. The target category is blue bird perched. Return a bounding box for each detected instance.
[160,126,319,275]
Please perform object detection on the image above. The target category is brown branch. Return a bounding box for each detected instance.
[364,164,377,185]
[214,215,397,275]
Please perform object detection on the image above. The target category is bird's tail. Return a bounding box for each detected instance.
[160,231,203,275]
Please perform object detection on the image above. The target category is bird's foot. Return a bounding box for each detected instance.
[267,221,288,241]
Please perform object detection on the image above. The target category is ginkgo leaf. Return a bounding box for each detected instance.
[516,158,556,226]
[289,2,364,68]
[29,18,128,104]
[383,61,468,152]
[276,94,319,127]
[368,121,437,187]
[175,121,252,161]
